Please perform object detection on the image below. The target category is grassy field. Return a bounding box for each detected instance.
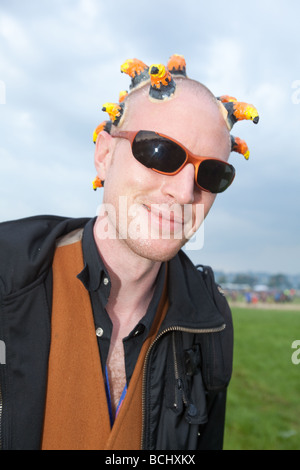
[223,305,300,450]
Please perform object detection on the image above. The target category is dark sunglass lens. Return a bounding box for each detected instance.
[132,131,186,172]
[197,160,235,193]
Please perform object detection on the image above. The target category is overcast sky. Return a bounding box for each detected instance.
[0,0,299,274]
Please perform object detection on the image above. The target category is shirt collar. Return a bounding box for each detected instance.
[135,262,166,332]
[77,217,110,292]
[78,217,166,330]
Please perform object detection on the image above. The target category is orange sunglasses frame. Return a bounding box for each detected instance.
[109,129,235,193]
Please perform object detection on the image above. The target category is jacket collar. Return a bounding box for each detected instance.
[78,217,224,332]
[161,250,226,331]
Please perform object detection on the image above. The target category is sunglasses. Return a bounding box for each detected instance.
[110,130,235,194]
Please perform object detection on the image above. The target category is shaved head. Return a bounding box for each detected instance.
[121,78,223,127]
[118,77,231,160]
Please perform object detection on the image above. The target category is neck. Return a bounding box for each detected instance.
[93,217,162,327]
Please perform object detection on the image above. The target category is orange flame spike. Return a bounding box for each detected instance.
[149,64,176,100]
[233,102,259,123]
[121,58,149,77]
[149,64,172,88]
[223,101,259,129]
[120,58,149,89]
[167,54,187,76]
[231,135,250,160]
[218,95,237,103]
[93,121,112,144]
[92,176,104,191]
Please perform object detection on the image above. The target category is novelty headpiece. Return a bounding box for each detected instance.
[92,54,259,189]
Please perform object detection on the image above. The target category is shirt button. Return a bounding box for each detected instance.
[133,324,145,336]
[96,327,104,337]
[103,277,109,286]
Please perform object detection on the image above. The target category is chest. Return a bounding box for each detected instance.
[106,340,126,416]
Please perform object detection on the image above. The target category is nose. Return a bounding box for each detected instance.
[160,163,195,205]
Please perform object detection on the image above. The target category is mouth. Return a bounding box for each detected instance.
[142,203,185,225]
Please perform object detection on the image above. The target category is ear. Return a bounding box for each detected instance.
[94,131,114,182]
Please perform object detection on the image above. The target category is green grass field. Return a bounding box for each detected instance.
[223,306,300,450]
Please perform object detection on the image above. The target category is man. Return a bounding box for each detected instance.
[0,55,258,450]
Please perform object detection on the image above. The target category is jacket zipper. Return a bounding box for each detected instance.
[141,323,226,449]
[172,331,188,408]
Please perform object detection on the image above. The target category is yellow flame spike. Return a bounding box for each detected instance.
[93,121,112,144]
[149,64,176,100]
[102,102,124,124]
[93,128,99,144]
[223,101,259,129]
[241,104,260,123]
[149,64,169,84]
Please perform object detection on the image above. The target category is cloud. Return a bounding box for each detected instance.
[0,14,31,52]
[203,38,246,95]
[0,0,299,275]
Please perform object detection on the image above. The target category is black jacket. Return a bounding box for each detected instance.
[0,215,233,450]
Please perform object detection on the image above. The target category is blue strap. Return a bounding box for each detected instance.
[105,366,127,426]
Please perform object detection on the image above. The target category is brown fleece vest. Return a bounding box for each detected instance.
[41,230,168,450]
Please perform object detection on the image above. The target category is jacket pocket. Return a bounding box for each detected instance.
[198,328,233,391]
[172,332,208,425]
[1,273,51,449]
[152,332,208,450]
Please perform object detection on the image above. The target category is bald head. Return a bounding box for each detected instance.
[92,56,259,193]
[119,77,231,160]
[121,78,220,124]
